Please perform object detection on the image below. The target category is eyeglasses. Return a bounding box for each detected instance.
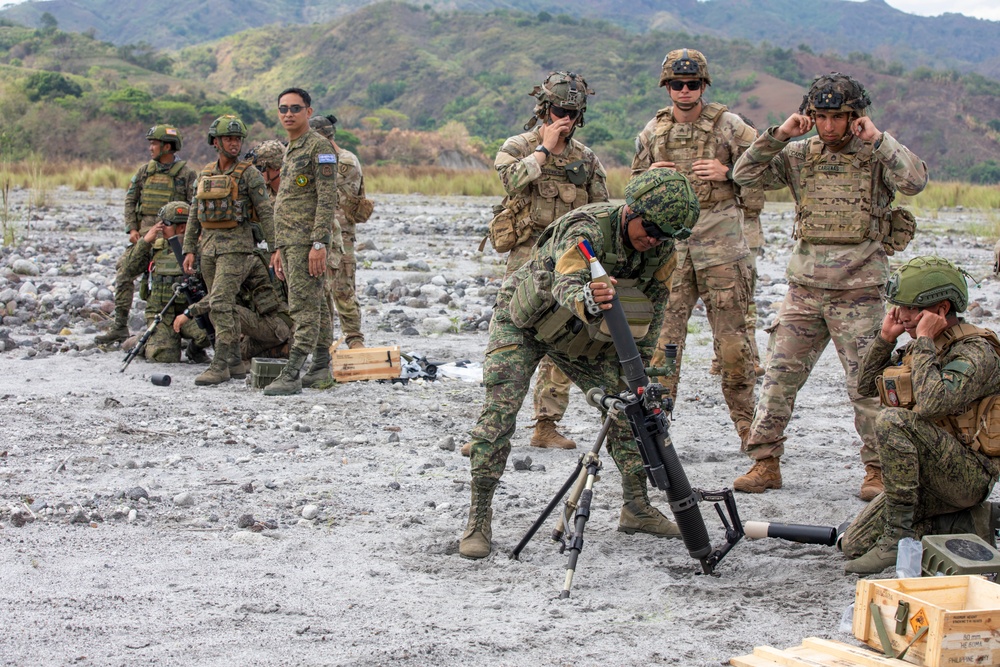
[550,106,580,120]
[640,218,670,241]
[668,80,702,92]
[278,105,306,114]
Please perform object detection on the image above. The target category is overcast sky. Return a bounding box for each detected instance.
[0,0,997,21]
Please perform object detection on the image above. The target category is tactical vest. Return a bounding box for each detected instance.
[876,324,1000,457]
[508,205,667,359]
[794,136,893,245]
[195,160,252,229]
[150,239,183,277]
[138,160,188,216]
[650,103,735,208]
[508,131,591,233]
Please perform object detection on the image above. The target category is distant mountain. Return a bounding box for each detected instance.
[0,1,998,180]
[3,0,999,78]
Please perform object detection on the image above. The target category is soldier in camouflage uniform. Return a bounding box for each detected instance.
[731,73,928,499]
[174,249,291,362]
[633,49,758,444]
[460,169,701,559]
[478,71,609,453]
[310,114,373,350]
[96,125,198,344]
[248,140,286,203]
[841,257,1000,574]
[265,88,343,396]
[181,115,275,386]
[122,201,211,362]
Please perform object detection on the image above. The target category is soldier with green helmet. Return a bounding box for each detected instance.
[633,48,759,449]
[477,70,609,453]
[181,114,276,386]
[121,201,211,363]
[460,168,700,559]
[732,72,928,500]
[96,124,198,345]
[841,256,1000,574]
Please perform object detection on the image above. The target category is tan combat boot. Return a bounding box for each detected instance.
[195,344,231,386]
[347,339,365,350]
[263,350,305,396]
[95,319,129,344]
[708,357,721,376]
[459,477,497,559]
[845,505,914,575]
[733,457,782,493]
[530,420,576,449]
[186,340,210,365]
[227,344,248,380]
[300,347,332,388]
[618,473,681,538]
[859,464,884,502]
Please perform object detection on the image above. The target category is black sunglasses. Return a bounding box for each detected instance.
[668,80,702,92]
[550,106,580,120]
[278,104,306,114]
[640,218,670,241]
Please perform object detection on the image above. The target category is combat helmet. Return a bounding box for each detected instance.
[207,114,248,145]
[146,124,182,151]
[157,201,190,226]
[624,168,700,241]
[246,140,286,171]
[885,256,969,313]
[659,49,711,87]
[309,114,338,140]
[525,71,593,130]
[799,72,871,117]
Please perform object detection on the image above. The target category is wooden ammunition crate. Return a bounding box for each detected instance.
[330,345,401,382]
[853,575,1000,666]
[730,637,910,666]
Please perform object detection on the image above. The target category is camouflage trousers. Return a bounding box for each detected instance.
[237,305,292,361]
[111,247,143,324]
[507,240,572,422]
[142,280,210,363]
[468,316,645,482]
[325,255,363,347]
[745,284,883,464]
[200,251,252,348]
[281,244,333,358]
[657,254,756,428]
[712,246,762,366]
[841,408,998,557]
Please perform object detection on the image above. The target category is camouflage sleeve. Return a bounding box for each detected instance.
[312,141,342,253]
[630,123,655,177]
[180,166,199,204]
[722,113,757,169]
[731,127,794,191]
[911,337,1000,419]
[874,131,928,197]
[123,165,145,233]
[857,334,898,398]
[337,159,364,198]
[244,166,275,251]
[586,149,609,203]
[181,175,203,256]
[187,293,210,318]
[121,238,153,276]
[495,135,541,198]
[548,214,606,322]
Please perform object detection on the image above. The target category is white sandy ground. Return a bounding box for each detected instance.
[1,190,998,666]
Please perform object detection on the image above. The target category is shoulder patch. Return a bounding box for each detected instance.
[942,359,973,376]
[318,154,337,164]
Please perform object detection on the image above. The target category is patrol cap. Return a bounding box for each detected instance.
[885,255,969,313]
[158,201,190,226]
[624,168,700,241]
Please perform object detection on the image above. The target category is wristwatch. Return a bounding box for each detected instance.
[312,242,325,251]
[534,145,550,157]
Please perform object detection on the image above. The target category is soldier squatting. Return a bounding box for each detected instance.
[97,51,999,577]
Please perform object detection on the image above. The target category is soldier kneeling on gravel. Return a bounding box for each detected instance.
[841,256,1000,575]
[459,168,700,559]
[122,202,212,363]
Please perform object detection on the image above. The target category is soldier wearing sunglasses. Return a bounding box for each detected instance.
[633,48,759,448]
[469,71,609,455]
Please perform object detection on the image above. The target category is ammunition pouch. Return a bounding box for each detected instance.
[196,161,251,229]
[509,258,557,329]
[485,197,533,254]
[876,365,914,409]
[250,222,265,245]
[883,206,916,256]
[139,273,151,301]
[565,160,588,186]
[342,192,375,225]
